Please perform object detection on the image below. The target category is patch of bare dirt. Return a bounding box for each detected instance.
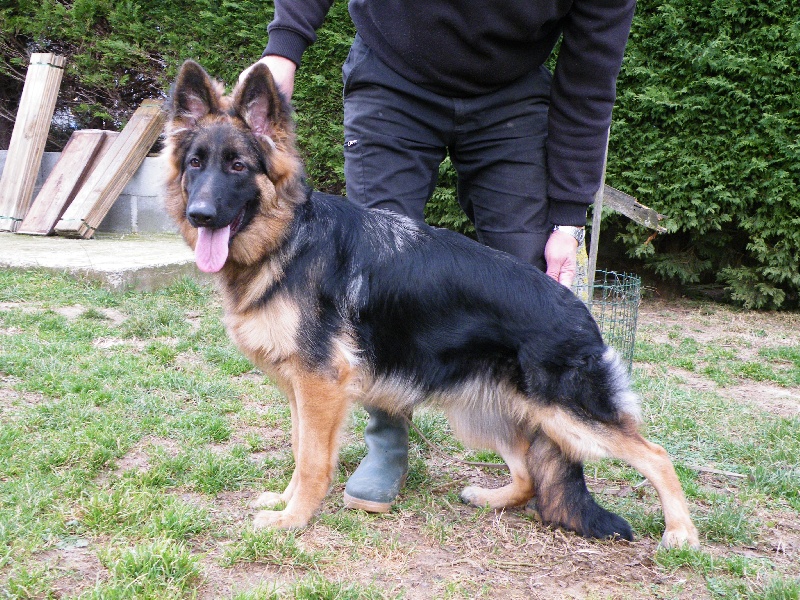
[638,299,800,351]
[638,299,800,417]
[53,305,127,326]
[0,303,127,325]
[723,383,800,418]
[196,558,296,599]
[647,366,800,419]
[94,436,183,486]
[93,337,147,351]
[41,545,106,598]
[0,302,38,313]
[0,377,45,413]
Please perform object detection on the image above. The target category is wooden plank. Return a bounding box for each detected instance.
[18,130,119,235]
[55,100,165,238]
[587,131,610,295]
[0,53,65,231]
[602,185,667,233]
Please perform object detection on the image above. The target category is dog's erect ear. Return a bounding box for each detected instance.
[169,60,222,128]
[231,63,287,139]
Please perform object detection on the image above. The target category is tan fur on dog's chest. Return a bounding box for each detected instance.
[223,293,300,370]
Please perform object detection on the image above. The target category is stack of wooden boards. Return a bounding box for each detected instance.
[0,54,165,238]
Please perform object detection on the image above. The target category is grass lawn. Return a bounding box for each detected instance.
[0,269,798,599]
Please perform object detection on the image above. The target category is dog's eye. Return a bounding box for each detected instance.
[231,161,246,172]
[189,157,201,168]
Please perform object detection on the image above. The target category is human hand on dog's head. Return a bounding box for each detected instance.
[239,55,297,100]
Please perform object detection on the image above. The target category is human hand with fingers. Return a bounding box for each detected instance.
[239,55,297,100]
[545,226,584,289]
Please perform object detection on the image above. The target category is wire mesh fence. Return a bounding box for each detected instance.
[575,270,641,373]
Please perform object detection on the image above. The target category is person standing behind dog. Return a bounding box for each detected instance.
[241,0,636,515]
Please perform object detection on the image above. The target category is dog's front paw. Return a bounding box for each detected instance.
[253,509,310,530]
[250,491,285,509]
[659,523,700,549]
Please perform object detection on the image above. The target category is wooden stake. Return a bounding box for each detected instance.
[55,100,165,238]
[587,128,610,295]
[18,130,119,235]
[0,53,65,232]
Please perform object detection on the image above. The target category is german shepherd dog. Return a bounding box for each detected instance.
[164,60,699,549]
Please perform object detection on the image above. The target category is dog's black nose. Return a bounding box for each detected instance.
[187,202,217,227]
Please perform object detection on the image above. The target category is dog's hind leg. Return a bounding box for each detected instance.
[459,436,535,509]
[527,429,634,542]
[538,411,699,548]
[253,370,351,530]
[444,401,535,509]
[604,427,700,549]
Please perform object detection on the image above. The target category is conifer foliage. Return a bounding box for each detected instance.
[610,0,800,308]
[1,0,797,307]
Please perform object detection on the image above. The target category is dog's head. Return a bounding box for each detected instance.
[164,60,304,273]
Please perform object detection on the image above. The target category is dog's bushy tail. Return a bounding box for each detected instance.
[527,429,633,541]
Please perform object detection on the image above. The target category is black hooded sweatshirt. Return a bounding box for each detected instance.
[264,0,636,225]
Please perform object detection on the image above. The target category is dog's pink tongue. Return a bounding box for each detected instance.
[195,226,231,273]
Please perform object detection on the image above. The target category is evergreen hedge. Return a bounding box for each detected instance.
[610,0,800,308]
[0,1,280,131]
[1,0,798,308]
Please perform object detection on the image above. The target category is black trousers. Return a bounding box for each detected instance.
[342,34,552,270]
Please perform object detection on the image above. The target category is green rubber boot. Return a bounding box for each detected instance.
[343,407,410,513]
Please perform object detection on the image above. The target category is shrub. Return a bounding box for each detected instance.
[0,1,277,133]
[609,0,800,308]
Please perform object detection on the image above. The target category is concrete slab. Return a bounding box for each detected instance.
[0,232,204,292]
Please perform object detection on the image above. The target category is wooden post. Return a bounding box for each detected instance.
[55,100,165,238]
[575,126,665,305]
[587,128,610,296]
[0,53,65,232]
[18,130,119,235]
